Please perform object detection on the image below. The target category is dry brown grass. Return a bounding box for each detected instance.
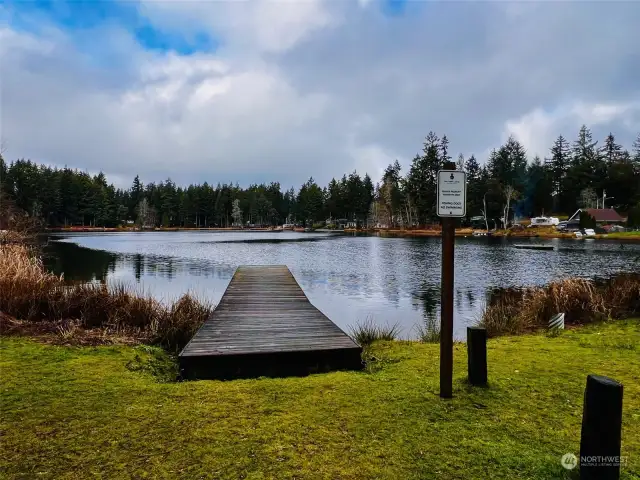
[480,274,640,337]
[0,244,213,351]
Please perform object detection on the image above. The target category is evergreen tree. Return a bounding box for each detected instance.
[601,133,623,165]
[439,134,451,165]
[566,125,601,212]
[526,156,554,217]
[381,160,403,227]
[406,132,441,225]
[130,175,144,220]
[2,124,637,230]
[464,155,483,218]
[548,135,571,210]
[296,178,324,226]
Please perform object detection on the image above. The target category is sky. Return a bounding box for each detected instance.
[1,0,639,190]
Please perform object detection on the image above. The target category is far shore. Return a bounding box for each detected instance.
[42,225,640,241]
[345,227,640,240]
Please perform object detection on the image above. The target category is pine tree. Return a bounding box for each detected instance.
[566,125,601,212]
[361,174,374,226]
[381,160,403,227]
[527,156,554,216]
[600,133,622,165]
[572,125,599,165]
[548,135,571,203]
[297,178,324,226]
[130,175,144,220]
[488,136,527,192]
[464,155,483,218]
[439,134,451,165]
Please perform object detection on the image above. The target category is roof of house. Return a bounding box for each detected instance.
[584,208,624,222]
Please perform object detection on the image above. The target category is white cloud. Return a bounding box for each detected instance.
[504,101,640,158]
[1,1,639,189]
[139,0,340,54]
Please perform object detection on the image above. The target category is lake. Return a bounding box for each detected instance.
[44,232,640,339]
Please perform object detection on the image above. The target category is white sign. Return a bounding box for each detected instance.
[437,170,467,217]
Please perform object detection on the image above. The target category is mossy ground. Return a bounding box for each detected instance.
[1,320,639,479]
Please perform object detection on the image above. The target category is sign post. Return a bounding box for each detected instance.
[437,164,466,398]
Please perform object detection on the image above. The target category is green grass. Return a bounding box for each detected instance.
[605,231,640,239]
[1,320,639,479]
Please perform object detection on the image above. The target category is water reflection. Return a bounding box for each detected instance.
[43,241,117,283]
[45,233,640,339]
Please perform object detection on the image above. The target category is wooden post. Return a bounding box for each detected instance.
[439,161,456,399]
[467,327,487,386]
[580,374,623,480]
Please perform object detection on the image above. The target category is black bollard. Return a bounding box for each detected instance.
[467,327,487,386]
[580,374,624,480]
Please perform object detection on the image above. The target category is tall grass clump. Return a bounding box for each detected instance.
[349,317,400,346]
[480,274,640,337]
[0,244,212,351]
[416,316,440,343]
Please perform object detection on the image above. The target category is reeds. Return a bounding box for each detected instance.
[349,317,401,346]
[480,274,640,337]
[0,244,212,351]
[416,316,441,343]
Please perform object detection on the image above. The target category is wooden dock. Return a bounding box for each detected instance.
[514,244,555,251]
[179,265,362,379]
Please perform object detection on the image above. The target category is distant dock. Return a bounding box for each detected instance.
[514,244,555,251]
[179,265,362,379]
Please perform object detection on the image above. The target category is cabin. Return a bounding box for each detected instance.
[567,208,625,226]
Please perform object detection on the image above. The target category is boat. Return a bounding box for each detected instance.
[513,244,554,251]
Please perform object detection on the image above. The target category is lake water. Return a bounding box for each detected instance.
[44,232,640,339]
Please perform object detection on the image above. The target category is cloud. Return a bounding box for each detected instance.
[504,100,640,159]
[1,1,639,190]
[139,0,340,54]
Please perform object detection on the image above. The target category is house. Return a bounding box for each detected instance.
[567,208,625,225]
[335,218,348,229]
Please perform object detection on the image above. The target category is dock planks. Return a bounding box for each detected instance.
[179,265,362,379]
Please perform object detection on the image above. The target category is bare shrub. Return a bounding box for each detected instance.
[479,274,640,337]
[0,245,213,351]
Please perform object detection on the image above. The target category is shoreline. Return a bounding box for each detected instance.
[344,228,640,240]
[42,226,640,240]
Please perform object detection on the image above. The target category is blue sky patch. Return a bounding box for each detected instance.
[5,0,218,55]
[382,0,408,16]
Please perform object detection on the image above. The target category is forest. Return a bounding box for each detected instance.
[1,125,639,229]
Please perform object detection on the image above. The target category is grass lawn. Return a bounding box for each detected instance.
[1,320,639,479]
[605,231,640,239]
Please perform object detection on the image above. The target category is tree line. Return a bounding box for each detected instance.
[1,125,639,229]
